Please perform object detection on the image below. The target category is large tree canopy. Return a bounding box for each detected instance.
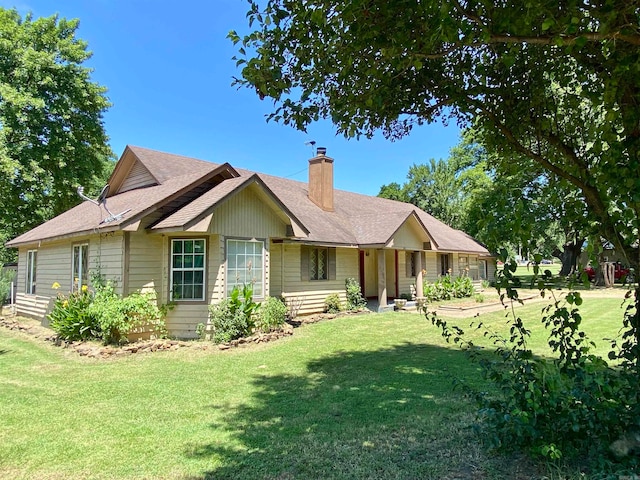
[0,8,113,263]
[379,134,490,229]
[231,0,640,275]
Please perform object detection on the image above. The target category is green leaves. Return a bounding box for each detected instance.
[0,8,114,258]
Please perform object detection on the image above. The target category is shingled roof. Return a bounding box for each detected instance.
[7,146,491,256]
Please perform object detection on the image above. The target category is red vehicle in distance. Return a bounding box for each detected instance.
[584,263,632,282]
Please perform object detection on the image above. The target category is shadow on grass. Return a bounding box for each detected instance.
[0,349,8,355]
[186,342,537,479]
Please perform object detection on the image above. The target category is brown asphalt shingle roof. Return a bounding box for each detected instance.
[7,146,491,256]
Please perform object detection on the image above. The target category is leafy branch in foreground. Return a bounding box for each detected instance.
[427,256,639,474]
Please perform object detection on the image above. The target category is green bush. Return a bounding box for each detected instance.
[49,288,101,341]
[256,296,287,332]
[324,293,342,313]
[423,275,475,302]
[0,268,15,304]
[209,300,250,343]
[345,278,366,310]
[208,284,260,343]
[88,283,166,344]
[428,257,640,471]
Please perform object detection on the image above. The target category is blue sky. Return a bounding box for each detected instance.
[3,0,462,196]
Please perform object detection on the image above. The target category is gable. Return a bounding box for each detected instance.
[118,159,157,193]
[209,183,289,238]
[386,214,432,250]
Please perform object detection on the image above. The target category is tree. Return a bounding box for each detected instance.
[464,147,592,276]
[0,9,114,263]
[379,133,490,228]
[231,1,640,466]
[377,182,405,203]
[230,0,639,347]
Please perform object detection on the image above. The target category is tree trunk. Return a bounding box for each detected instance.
[553,238,584,276]
[601,262,615,288]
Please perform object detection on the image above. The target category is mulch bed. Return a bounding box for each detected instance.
[0,308,371,359]
[0,314,295,358]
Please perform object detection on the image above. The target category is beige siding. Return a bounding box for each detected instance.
[385,250,396,295]
[270,242,284,297]
[118,160,156,193]
[363,249,377,297]
[163,234,223,338]
[209,185,288,239]
[15,249,27,294]
[487,259,497,282]
[279,244,359,315]
[14,234,124,322]
[158,186,290,338]
[398,251,414,297]
[424,252,438,282]
[387,219,428,250]
[127,232,163,295]
[14,293,53,320]
[93,233,124,293]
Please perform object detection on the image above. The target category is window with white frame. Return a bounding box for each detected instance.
[72,244,89,293]
[26,250,37,294]
[226,239,264,297]
[171,238,206,301]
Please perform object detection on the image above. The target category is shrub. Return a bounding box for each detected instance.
[345,278,366,310]
[49,287,101,341]
[474,293,485,303]
[256,296,287,332]
[208,284,260,343]
[423,275,475,302]
[324,293,342,313]
[88,283,166,344]
[428,257,640,472]
[209,299,250,343]
[0,268,15,304]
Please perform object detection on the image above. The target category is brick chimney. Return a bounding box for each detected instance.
[308,147,334,211]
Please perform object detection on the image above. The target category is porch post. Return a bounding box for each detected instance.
[415,252,424,299]
[377,249,387,311]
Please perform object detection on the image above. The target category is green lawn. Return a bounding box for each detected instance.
[0,293,631,479]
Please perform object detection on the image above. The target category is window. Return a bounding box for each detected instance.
[310,247,328,280]
[406,251,425,278]
[301,245,336,282]
[72,244,89,293]
[26,250,37,294]
[171,239,206,301]
[479,260,487,280]
[408,251,416,277]
[226,239,264,297]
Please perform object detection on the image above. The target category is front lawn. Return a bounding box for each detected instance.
[0,292,630,479]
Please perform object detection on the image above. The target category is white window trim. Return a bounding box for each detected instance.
[170,238,206,302]
[26,249,37,295]
[72,243,89,293]
[225,238,265,298]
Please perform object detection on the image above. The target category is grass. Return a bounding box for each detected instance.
[0,290,632,479]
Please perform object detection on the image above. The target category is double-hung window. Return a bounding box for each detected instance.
[171,239,206,301]
[72,244,89,293]
[26,250,37,294]
[226,239,264,297]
